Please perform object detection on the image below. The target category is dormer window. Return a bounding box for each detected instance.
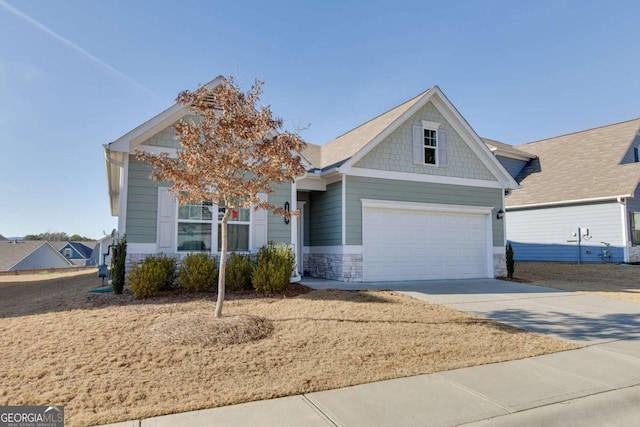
[634,147,639,163]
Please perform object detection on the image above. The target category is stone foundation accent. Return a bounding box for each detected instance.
[494,254,507,277]
[629,246,640,263]
[304,253,363,282]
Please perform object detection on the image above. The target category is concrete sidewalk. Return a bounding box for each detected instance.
[98,279,640,427]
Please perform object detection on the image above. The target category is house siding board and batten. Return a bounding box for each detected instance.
[354,101,497,181]
[345,176,504,246]
[507,202,625,262]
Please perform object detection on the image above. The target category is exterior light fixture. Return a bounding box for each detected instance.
[284,202,290,224]
[496,209,504,220]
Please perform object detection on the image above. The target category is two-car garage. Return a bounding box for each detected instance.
[361,200,494,282]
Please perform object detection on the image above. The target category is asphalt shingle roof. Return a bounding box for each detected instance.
[0,241,49,271]
[507,118,640,207]
[301,89,429,169]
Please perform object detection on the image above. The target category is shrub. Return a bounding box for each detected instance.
[506,242,515,279]
[111,235,127,295]
[129,254,177,298]
[178,253,218,292]
[252,242,295,295]
[225,252,254,291]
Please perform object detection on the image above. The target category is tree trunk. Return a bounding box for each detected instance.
[215,209,231,318]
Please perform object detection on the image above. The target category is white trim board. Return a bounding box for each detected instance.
[361,199,494,215]
[345,167,505,189]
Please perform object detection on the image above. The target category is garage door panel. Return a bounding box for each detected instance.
[363,206,489,281]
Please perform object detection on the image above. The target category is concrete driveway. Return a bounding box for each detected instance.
[99,278,640,427]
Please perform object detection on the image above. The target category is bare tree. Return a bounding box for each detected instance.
[136,77,306,317]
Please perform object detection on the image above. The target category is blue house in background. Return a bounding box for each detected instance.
[488,118,640,264]
[55,241,98,266]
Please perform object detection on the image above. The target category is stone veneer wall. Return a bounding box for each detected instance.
[493,254,507,277]
[304,253,363,282]
[629,246,640,263]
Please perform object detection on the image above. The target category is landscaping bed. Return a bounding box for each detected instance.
[0,271,577,426]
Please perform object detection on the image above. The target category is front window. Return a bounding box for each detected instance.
[423,128,437,165]
[217,206,250,251]
[177,202,251,252]
[631,211,640,246]
[177,202,213,251]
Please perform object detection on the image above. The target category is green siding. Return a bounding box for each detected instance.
[345,176,504,246]
[267,182,292,244]
[297,191,311,244]
[309,182,342,246]
[126,156,163,243]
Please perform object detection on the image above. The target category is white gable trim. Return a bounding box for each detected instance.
[346,167,505,189]
[108,76,225,153]
[338,86,518,189]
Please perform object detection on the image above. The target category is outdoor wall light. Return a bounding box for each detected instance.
[284,202,290,225]
[496,209,504,220]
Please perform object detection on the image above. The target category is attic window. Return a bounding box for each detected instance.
[423,128,437,165]
[635,147,639,163]
[413,121,447,166]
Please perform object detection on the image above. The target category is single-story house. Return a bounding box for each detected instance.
[0,240,74,272]
[54,241,98,266]
[0,234,8,241]
[104,77,520,282]
[503,118,640,263]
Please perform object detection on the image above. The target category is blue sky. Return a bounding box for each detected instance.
[1,0,639,239]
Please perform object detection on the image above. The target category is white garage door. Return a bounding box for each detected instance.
[363,204,491,281]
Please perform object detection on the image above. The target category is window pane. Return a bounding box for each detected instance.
[425,147,436,164]
[632,212,640,246]
[179,202,213,220]
[219,207,250,222]
[218,224,249,251]
[177,222,211,251]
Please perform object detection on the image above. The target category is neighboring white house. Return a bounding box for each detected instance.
[0,240,74,271]
[503,118,640,263]
[104,77,520,282]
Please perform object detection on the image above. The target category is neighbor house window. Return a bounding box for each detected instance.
[177,201,251,252]
[635,147,640,163]
[631,211,640,246]
[64,248,73,258]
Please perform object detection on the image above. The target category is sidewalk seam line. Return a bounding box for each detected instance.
[432,373,514,414]
[301,394,339,426]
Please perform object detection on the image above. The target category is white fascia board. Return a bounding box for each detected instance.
[361,198,493,215]
[340,89,436,169]
[296,174,327,191]
[507,195,631,210]
[345,167,505,189]
[429,91,519,189]
[108,76,225,153]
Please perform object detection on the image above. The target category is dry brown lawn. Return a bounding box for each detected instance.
[0,270,578,427]
[513,262,640,303]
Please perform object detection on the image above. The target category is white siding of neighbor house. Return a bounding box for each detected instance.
[11,245,71,271]
[506,202,624,262]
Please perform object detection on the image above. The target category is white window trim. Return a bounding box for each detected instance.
[176,202,253,253]
[422,120,440,166]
